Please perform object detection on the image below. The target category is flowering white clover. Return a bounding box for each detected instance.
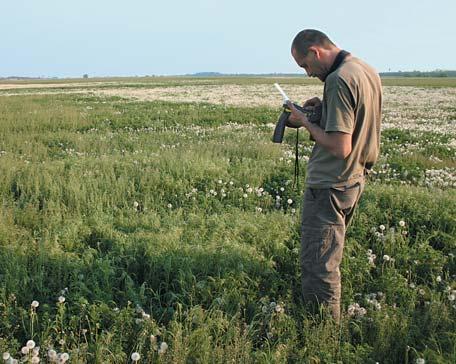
[31,300,39,308]
[243,194,248,198]
[167,203,172,209]
[58,296,65,304]
[287,199,293,205]
[399,220,406,227]
[419,289,425,296]
[379,224,386,231]
[246,187,253,193]
[131,352,140,361]
[280,187,285,192]
[347,303,367,318]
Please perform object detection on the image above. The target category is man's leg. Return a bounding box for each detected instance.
[300,182,364,322]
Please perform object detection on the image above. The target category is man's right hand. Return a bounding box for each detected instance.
[303,97,322,108]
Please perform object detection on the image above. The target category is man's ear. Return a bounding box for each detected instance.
[308,46,321,60]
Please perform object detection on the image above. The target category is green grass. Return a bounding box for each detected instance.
[0,87,455,363]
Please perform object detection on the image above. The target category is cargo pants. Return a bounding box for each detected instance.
[300,179,365,322]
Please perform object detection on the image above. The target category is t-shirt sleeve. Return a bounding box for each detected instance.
[324,77,355,134]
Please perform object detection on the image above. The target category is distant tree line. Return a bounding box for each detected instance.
[380,70,456,77]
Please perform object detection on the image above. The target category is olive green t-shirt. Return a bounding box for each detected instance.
[306,56,382,188]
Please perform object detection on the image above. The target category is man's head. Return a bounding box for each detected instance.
[291,29,340,81]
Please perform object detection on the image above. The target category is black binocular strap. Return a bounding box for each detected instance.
[293,129,300,189]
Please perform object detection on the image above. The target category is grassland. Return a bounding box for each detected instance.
[0,77,455,363]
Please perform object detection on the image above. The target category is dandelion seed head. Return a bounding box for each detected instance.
[131,352,140,361]
[399,220,406,227]
[21,346,30,355]
[379,224,386,231]
[31,300,39,308]
[3,353,10,361]
[58,296,65,304]
[26,340,36,349]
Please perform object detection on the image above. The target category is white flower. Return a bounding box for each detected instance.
[60,353,69,362]
[158,342,168,354]
[243,194,248,198]
[246,187,253,193]
[218,179,223,184]
[3,353,10,361]
[58,296,65,304]
[150,335,157,344]
[31,300,39,308]
[256,207,262,213]
[415,359,425,364]
[48,349,57,359]
[280,187,285,192]
[133,201,139,208]
[26,340,36,349]
[399,220,406,227]
[287,199,293,205]
[291,208,296,214]
[21,346,30,355]
[131,352,140,361]
[379,224,386,231]
[419,289,425,295]
[31,357,40,363]
[383,255,390,261]
[410,283,416,289]
[32,347,40,356]
[229,181,234,186]
[167,203,172,209]
[449,293,455,301]
[436,275,442,283]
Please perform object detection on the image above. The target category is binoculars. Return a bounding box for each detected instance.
[272,103,322,143]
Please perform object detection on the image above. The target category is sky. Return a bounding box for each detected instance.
[2,0,455,78]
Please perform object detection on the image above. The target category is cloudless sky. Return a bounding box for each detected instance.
[2,0,455,77]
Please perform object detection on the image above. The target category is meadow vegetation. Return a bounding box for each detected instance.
[0,77,455,363]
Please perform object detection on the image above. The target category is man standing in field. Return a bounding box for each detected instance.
[285,29,382,322]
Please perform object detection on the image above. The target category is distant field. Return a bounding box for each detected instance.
[0,77,455,363]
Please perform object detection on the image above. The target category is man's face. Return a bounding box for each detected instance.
[292,47,325,81]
